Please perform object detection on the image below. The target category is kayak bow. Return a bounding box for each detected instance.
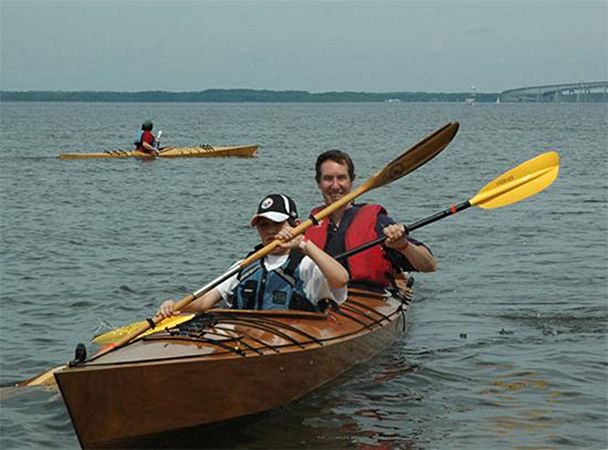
[55,284,412,448]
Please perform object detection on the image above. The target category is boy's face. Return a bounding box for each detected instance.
[255,218,290,252]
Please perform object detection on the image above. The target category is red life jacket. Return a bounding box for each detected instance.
[136,130,155,153]
[305,204,394,287]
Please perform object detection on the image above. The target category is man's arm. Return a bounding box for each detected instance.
[377,214,437,272]
[383,223,437,272]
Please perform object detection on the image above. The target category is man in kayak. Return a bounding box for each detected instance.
[157,193,349,317]
[305,150,436,290]
[134,120,160,156]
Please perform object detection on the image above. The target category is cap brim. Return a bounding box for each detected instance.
[250,212,290,226]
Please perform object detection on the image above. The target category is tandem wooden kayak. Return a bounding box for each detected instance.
[58,144,259,160]
[54,282,412,448]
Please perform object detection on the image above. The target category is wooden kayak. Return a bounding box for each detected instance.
[54,282,412,448]
[58,144,259,160]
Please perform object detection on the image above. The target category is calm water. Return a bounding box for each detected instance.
[0,102,606,449]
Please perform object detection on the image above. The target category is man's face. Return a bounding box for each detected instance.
[317,160,353,206]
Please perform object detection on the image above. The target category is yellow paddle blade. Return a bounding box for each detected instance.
[91,314,196,345]
[470,151,560,209]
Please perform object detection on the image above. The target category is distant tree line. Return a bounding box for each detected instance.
[0,89,500,103]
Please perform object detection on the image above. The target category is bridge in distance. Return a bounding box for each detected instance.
[499,81,607,102]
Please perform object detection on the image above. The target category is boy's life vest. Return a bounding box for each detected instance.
[230,247,317,312]
[305,204,395,288]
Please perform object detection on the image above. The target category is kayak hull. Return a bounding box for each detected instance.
[55,287,410,448]
[58,144,259,160]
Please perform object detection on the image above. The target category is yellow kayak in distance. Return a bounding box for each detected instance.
[58,144,259,160]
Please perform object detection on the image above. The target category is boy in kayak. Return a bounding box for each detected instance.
[157,193,349,317]
[305,150,436,291]
[134,120,160,156]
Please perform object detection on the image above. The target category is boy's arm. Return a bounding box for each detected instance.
[156,289,222,319]
[299,239,349,290]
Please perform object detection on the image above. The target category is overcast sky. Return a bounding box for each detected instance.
[1,0,606,93]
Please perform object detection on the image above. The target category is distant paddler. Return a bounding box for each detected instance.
[134,120,160,156]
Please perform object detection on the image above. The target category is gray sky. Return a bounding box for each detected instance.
[1,0,606,93]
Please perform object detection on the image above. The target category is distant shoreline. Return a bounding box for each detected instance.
[0,89,499,103]
[3,88,604,103]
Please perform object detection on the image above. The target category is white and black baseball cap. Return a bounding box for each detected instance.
[250,194,298,226]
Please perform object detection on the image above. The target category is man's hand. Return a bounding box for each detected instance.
[383,224,409,251]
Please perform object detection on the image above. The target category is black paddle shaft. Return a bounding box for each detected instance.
[334,200,472,261]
